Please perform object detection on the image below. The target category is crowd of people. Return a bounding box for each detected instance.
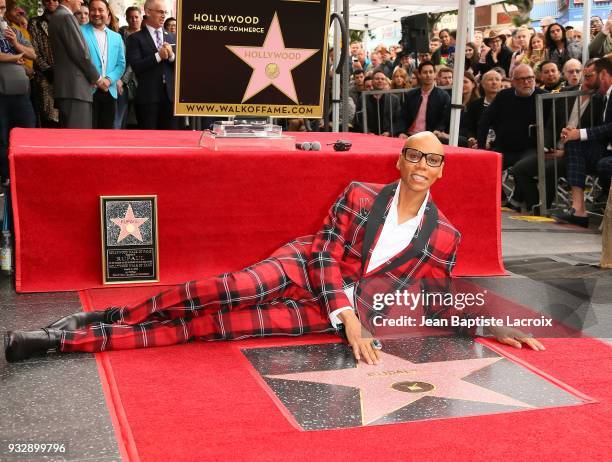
[344,17,612,225]
[0,0,178,181]
[0,1,611,224]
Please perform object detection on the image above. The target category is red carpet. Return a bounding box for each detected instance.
[10,129,503,293]
[81,287,611,462]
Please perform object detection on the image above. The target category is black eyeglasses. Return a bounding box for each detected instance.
[401,147,445,167]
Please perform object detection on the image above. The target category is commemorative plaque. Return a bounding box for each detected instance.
[175,0,331,117]
[100,196,159,284]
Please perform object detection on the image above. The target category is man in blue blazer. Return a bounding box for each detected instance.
[81,0,125,128]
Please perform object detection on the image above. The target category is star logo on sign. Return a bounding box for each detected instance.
[267,351,533,425]
[111,204,148,243]
[226,12,319,103]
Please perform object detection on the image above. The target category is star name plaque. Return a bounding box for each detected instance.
[175,0,330,117]
[100,196,159,284]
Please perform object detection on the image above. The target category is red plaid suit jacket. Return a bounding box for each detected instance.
[271,181,461,321]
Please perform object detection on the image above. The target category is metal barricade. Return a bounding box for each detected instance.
[359,88,411,137]
[534,90,596,216]
[359,87,452,138]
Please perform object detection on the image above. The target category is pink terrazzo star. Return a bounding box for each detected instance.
[226,12,319,103]
[267,351,533,425]
[110,204,148,243]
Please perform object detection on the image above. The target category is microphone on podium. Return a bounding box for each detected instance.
[295,141,321,151]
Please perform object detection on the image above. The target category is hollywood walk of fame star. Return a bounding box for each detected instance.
[226,12,319,104]
[266,351,533,425]
[110,204,149,243]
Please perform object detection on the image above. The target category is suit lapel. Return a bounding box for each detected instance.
[143,28,158,53]
[361,183,439,278]
[84,25,102,65]
[360,182,398,275]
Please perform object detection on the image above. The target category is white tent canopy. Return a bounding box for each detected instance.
[346,0,503,31]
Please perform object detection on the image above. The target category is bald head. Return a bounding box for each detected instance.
[402,131,444,155]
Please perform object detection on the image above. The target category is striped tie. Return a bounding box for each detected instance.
[155,29,162,49]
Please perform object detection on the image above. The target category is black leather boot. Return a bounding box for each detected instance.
[4,328,62,363]
[46,310,107,331]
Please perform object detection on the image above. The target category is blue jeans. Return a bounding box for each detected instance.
[0,93,36,180]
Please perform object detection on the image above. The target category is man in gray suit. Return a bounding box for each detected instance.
[49,0,105,128]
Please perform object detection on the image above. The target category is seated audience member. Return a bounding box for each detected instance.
[74,3,89,25]
[545,23,581,70]
[556,58,612,227]
[391,67,410,105]
[28,0,59,128]
[500,78,512,90]
[431,29,454,66]
[394,51,415,76]
[349,68,365,105]
[509,26,532,77]
[540,16,555,35]
[512,60,593,213]
[401,61,450,137]
[436,66,453,87]
[434,72,480,147]
[377,45,394,78]
[464,69,502,147]
[589,16,612,59]
[539,60,564,92]
[355,69,403,136]
[464,41,479,74]
[0,0,36,182]
[478,29,513,77]
[417,51,431,66]
[477,64,548,205]
[526,32,546,71]
[81,0,126,129]
[366,51,381,73]
[164,17,176,34]
[429,36,440,54]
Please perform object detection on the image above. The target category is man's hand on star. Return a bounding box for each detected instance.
[561,127,580,142]
[338,310,381,365]
[487,325,545,351]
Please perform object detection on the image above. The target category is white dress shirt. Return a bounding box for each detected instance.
[329,184,430,327]
[145,24,175,63]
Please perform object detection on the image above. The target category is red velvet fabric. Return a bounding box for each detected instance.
[9,129,503,293]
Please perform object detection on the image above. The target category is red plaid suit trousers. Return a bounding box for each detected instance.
[60,257,335,353]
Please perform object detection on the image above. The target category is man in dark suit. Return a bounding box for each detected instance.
[126,0,177,130]
[4,132,545,363]
[355,69,403,136]
[558,57,612,227]
[49,0,104,128]
[400,61,450,137]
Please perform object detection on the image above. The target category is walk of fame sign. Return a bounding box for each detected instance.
[100,196,159,284]
[242,337,592,431]
[175,0,330,117]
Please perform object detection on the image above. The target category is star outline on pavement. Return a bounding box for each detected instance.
[266,351,534,426]
[226,12,319,104]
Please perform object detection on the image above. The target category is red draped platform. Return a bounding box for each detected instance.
[9,129,503,293]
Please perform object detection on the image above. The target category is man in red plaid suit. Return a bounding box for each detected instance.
[5,132,544,363]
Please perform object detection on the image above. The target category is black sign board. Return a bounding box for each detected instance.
[175,0,331,118]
